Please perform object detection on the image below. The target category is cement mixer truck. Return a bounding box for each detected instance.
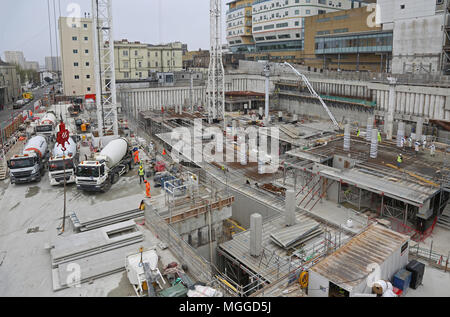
[75,137,133,192]
[48,137,79,186]
[7,136,49,184]
[36,112,57,138]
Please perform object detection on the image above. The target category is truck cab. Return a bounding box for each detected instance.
[8,153,45,184]
[76,138,133,192]
[76,160,111,192]
[48,137,78,186]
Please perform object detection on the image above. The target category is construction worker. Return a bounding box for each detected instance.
[133,149,140,164]
[397,154,403,169]
[138,163,145,184]
[139,200,146,211]
[414,140,420,156]
[422,139,427,151]
[377,131,382,143]
[430,143,436,157]
[356,128,360,137]
[407,136,413,148]
[400,136,405,151]
[144,180,151,198]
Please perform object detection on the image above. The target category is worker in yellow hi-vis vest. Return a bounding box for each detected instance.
[138,164,145,184]
[377,131,382,143]
[397,154,403,168]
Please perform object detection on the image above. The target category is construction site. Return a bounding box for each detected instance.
[1,0,450,299]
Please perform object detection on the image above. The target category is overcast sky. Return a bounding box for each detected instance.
[0,0,228,66]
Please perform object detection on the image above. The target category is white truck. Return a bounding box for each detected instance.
[48,137,78,186]
[36,112,57,138]
[8,136,49,184]
[75,137,133,192]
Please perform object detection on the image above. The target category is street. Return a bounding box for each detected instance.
[0,86,47,130]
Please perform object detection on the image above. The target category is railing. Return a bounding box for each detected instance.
[409,244,450,272]
[389,216,438,242]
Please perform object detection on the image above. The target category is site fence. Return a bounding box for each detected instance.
[144,197,241,297]
[145,205,212,282]
[409,244,450,272]
[389,216,438,243]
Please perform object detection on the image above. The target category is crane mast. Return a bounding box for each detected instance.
[207,0,225,125]
[92,0,119,137]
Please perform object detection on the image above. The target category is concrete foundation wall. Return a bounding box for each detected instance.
[117,86,207,117]
[228,187,281,228]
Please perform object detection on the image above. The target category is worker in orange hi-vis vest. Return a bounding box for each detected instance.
[133,149,140,164]
[144,180,151,198]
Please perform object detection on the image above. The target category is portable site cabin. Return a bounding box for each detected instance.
[308,224,410,297]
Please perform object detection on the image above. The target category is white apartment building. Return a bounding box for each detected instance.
[25,61,40,72]
[45,56,61,72]
[59,17,96,97]
[4,51,26,69]
[377,0,449,75]
[251,0,362,51]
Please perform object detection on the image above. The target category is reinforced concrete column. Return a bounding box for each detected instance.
[414,94,420,115]
[419,94,425,117]
[424,95,430,117]
[385,84,396,140]
[405,93,411,114]
[429,95,436,118]
[415,118,424,142]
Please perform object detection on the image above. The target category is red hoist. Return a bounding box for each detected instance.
[56,121,70,151]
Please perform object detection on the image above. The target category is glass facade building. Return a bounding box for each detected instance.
[315,31,393,55]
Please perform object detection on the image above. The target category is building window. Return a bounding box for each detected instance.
[124,61,129,68]
[83,23,88,29]
[74,62,79,67]
[124,72,129,78]
[73,49,78,54]
[87,87,91,91]
[72,36,77,41]
[74,75,79,79]
[85,62,90,66]
[84,36,88,41]
[135,50,138,56]
[123,50,128,56]
[86,75,90,79]
[85,49,89,54]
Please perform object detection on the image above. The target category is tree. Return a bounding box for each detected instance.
[15,65,40,86]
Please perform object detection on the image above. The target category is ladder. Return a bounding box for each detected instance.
[0,160,7,180]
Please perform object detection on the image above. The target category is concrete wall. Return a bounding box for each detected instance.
[117,85,207,118]
[228,187,281,228]
[226,73,450,123]
[391,14,444,74]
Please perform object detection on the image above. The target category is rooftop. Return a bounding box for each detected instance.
[310,224,409,291]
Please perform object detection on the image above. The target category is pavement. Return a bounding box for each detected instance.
[405,264,450,297]
[0,146,166,297]
[0,86,47,130]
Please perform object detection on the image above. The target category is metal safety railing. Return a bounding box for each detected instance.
[409,244,450,272]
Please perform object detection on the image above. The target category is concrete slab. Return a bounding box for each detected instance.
[405,264,450,297]
[0,162,163,296]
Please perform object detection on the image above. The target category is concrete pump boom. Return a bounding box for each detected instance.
[283,62,339,129]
